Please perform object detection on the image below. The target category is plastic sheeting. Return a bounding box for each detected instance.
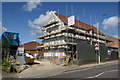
[2,32,19,46]
[25,53,34,58]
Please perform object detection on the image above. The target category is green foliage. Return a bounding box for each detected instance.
[2,60,11,71]
[2,39,11,60]
[0,62,1,69]
[0,67,1,71]
[1,32,19,72]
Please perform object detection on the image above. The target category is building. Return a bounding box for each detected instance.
[106,36,120,57]
[19,41,43,58]
[37,11,107,62]
[106,36,119,48]
[17,46,24,54]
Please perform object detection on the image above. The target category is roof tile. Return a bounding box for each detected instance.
[55,13,104,35]
[20,41,41,50]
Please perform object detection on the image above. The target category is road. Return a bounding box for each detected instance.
[45,63,118,78]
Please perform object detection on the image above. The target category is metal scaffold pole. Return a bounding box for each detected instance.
[57,9,59,64]
[66,4,68,56]
[90,15,93,45]
[84,8,87,44]
[71,5,74,60]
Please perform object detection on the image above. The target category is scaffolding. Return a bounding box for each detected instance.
[37,11,106,64]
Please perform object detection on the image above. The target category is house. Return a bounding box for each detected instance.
[37,11,118,64]
[106,36,120,57]
[19,41,43,58]
[106,36,119,48]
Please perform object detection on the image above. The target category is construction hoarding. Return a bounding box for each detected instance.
[76,43,118,65]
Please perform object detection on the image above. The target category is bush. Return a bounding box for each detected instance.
[2,60,11,71]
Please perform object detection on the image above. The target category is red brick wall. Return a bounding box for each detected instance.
[106,36,119,48]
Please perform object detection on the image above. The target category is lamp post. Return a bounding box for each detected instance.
[96,14,107,64]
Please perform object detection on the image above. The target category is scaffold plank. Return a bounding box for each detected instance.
[37,42,76,48]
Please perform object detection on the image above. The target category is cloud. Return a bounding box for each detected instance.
[0,22,7,34]
[28,11,54,36]
[23,0,41,11]
[29,30,36,36]
[114,35,120,39]
[102,16,118,30]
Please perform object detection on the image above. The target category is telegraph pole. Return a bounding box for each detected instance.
[94,16,101,64]
[97,14,107,63]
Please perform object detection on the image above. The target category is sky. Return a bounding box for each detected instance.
[1,2,119,44]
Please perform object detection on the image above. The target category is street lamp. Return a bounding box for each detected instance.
[96,14,107,64]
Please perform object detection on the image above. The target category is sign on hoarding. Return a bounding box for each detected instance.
[68,15,75,26]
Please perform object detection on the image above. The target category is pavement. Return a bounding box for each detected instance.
[19,60,64,78]
[18,60,118,78]
[2,71,19,78]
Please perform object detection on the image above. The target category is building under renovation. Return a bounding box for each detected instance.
[38,11,118,64]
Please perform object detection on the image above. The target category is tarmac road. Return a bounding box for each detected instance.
[46,63,118,78]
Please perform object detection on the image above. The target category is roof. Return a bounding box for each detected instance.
[106,36,119,41]
[55,13,105,36]
[20,41,41,50]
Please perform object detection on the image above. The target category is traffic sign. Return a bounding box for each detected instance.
[94,43,99,47]
[94,43,99,50]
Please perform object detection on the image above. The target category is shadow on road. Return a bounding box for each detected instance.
[26,62,40,65]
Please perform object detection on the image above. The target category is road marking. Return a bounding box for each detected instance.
[85,77,94,78]
[37,63,118,78]
[86,69,118,78]
[65,63,118,73]
[64,63,117,74]
[95,69,118,78]
[37,67,94,78]
[36,72,63,78]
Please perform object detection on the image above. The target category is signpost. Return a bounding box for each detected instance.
[94,42,101,63]
[95,43,99,50]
